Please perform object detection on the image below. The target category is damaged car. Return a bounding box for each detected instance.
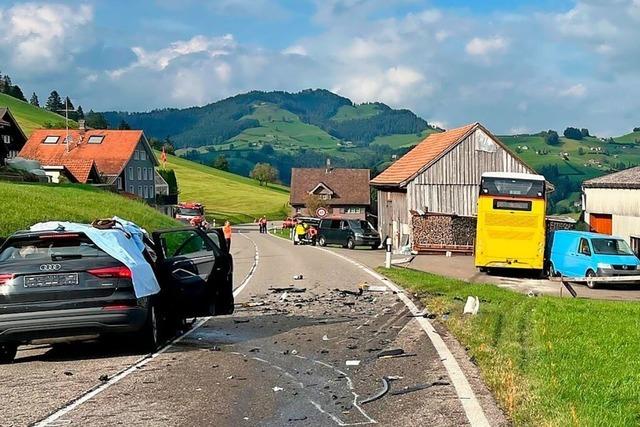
[0,219,233,364]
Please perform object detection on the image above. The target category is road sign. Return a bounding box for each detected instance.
[316,207,328,218]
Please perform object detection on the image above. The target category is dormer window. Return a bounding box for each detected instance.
[43,136,59,144]
[87,135,104,144]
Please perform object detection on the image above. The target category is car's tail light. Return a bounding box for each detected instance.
[88,266,132,279]
[102,303,135,311]
[38,233,80,239]
[0,274,14,286]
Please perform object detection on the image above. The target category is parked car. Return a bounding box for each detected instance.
[317,219,380,249]
[0,225,233,364]
[548,230,640,288]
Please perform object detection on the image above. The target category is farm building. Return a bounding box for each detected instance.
[0,108,27,166]
[582,166,640,254]
[290,167,370,220]
[370,122,535,248]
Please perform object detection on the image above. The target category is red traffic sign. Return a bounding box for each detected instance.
[316,207,328,218]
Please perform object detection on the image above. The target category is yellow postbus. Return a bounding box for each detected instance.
[475,172,547,273]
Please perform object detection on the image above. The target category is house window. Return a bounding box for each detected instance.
[2,135,10,145]
[87,135,104,144]
[140,150,146,161]
[138,186,143,197]
[134,150,140,160]
[115,177,122,190]
[137,167,142,180]
[319,194,331,200]
[143,168,147,181]
[345,207,362,214]
[43,136,59,144]
[129,185,134,194]
[128,167,133,181]
[8,150,18,159]
[144,186,148,199]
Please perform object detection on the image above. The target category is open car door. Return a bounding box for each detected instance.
[152,227,223,318]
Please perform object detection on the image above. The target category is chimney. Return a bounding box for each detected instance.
[78,119,86,135]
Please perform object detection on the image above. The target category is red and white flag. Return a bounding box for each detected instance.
[161,146,167,167]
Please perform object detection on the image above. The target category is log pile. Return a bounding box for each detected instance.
[546,216,576,233]
[412,213,476,254]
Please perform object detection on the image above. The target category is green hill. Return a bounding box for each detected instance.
[0,182,178,237]
[102,90,434,183]
[0,93,74,136]
[161,153,289,224]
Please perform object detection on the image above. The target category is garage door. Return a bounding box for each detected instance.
[590,213,612,235]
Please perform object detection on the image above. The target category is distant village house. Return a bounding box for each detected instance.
[0,108,27,166]
[290,166,371,220]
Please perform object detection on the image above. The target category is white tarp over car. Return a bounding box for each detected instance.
[29,217,160,298]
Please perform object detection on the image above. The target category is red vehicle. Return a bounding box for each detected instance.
[175,202,206,226]
[283,217,296,229]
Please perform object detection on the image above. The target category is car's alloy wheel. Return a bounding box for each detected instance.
[0,343,18,364]
[585,270,597,289]
[347,238,355,250]
[318,236,326,247]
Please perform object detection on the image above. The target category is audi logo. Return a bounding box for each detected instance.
[39,264,62,272]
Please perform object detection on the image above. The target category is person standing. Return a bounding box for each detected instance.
[294,221,306,245]
[260,216,267,233]
[308,225,318,246]
[223,220,232,250]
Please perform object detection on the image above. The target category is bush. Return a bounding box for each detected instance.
[545,130,560,145]
[157,168,178,195]
[563,127,583,140]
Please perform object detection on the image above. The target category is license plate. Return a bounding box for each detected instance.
[24,273,79,288]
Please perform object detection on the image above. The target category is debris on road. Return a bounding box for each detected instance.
[345,360,361,366]
[241,302,265,308]
[360,377,392,404]
[270,286,306,293]
[280,292,289,302]
[390,380,450,396]
[377,348,404,358]
[463,296,480,315]
[273,386,284,392]
[359,283,388,293]
[233,319,250,323]
[293,274,304,280]
[336,288,363,297]
[99,374,109,382]
[322,334,330,341]
[63,371,73,376]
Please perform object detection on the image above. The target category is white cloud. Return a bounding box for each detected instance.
[282,45,308,56]
[465,36,509,57]
[560,83,587,98]
[0,2,93,70]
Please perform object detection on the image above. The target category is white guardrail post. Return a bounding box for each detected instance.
[385,237,392,269]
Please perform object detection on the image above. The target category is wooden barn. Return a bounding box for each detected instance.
[370,122,535,248]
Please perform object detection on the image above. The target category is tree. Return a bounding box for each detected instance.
[118,119,131,130]
[211,155,229,171]
[545,130,560,146]
[29,92,39,107]
[9,85,26,102]
[580,128,590,138]
[1,75,12,94]
[45,91,63,112]
[162,136,175,155]
[260,143,275,155]
[634,127,640,133]
[563,127,583,140]
[157,168,178,195]
[578,147,585,155]
[64,96,74,111]
[250,163,278,186]
[304,194,324,216]
[85,110,109,129]
[76,105,85,119]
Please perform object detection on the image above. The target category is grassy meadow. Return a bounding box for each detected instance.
[160,152,290,224]
[381,267,640,426]
[0,182,178,237]
[0,93,75,136]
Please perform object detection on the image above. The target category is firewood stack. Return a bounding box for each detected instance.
[412,213,477,254]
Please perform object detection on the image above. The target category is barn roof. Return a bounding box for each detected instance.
[290,168,370,206]
[370,122,531,188]
[583,166,640,189]
[20,129,157,181]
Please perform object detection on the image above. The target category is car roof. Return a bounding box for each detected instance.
[555,230,625,240]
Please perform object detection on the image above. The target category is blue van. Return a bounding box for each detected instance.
[548,230,640,288]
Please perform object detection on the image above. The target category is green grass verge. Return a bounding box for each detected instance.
[0,93,76,136]
[379,267,640,426]
[160,152,290,224]
[0,182,178,237]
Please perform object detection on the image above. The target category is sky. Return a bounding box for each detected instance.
[0,0,639,136]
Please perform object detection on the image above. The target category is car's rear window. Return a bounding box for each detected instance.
[0,234,109,262]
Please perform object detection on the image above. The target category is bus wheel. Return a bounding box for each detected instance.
[585,270,598,289]
[478,267,487,273]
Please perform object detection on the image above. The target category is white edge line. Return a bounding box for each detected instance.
[35,233,260,427]
[315,246,491,427]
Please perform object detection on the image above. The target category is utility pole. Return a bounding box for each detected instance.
[57,99,76,153]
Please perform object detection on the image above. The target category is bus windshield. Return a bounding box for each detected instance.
[480,177,544,198]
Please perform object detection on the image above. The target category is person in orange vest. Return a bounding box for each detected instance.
[307,225,318,246]
[223,220,232,250]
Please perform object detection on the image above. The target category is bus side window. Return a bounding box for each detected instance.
[579,238,591,256]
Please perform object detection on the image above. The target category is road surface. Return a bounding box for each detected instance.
[1,225,505,426]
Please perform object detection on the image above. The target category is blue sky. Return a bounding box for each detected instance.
[1,0,639,135]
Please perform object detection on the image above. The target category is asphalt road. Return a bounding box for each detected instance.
[1,225,505,426]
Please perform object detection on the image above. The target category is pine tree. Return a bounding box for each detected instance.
[76,105,84,119]
[64,96,74,111]
[9,85,26,102]
[45,91,63,112]
[2,75,12,94]
[30,92,40,107]
[118,119,131,130]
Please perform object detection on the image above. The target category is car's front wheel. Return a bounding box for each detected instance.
[585,269,598,289]
[0,343,17,364]
[318,236,326,247]
[346,238,355,250]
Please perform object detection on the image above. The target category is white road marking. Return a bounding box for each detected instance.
[35,232,261,427]
[315,247,491,427]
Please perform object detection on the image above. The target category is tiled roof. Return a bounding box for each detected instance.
[583,166,640,189]
[62,159,99,183]
[370,123,479,187]
[19,129,157,179]
[290,168,370,206]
